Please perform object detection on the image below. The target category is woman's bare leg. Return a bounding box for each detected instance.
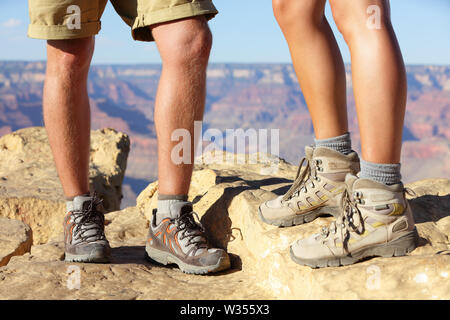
[330,0,407,164]
[273,0,348,140]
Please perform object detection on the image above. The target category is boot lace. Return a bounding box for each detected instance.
[282,155,322,202]
[72,195,107,243]
[320,189,366,253]
[172,210,208,255]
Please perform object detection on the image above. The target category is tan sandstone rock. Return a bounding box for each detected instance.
[139,155,450,300]
[0,217,32,266]
[0,152,448,299]
[0,205,269,300]
[0,127,130,244]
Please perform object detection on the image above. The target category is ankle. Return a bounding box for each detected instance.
[65,192,90,202]
[359,159,402,185]
[65,193,92,212]
[314,132,352,155]
[156,194,189,225]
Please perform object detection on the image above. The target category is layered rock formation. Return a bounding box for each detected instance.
[0,151,448,299]
[1,62,449,207]
[0,127,130,244]
[0,217,32,266]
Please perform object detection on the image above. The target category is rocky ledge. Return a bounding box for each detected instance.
[0,127,130,244]
[0,149,448,299]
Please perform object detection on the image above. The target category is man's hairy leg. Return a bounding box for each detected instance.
[43,37,94,198]
[145,17,231,274]
[152,17,212,197]
[45,37,110,263]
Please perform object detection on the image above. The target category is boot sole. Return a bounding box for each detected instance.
[145,244,231,275]
[258,205,340,227]
[290,229,419,268]
[64,252,110,263]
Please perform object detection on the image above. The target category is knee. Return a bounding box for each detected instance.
[162,22,212,68]
[329,1,353,40]
[330,0,390,41]
[185,24,212,65]
[47,37,94,73]
[273,0,323,28]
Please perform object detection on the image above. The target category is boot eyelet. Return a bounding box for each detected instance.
[356,191,364,198]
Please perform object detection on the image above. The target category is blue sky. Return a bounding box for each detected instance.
[0,0,449,65]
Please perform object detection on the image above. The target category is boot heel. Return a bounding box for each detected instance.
[145,245,170,265]
[373,230,418,258]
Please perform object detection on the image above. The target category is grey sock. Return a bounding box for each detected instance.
[359,159,402,185]
[314,132,352,155]
[156,194,189,225]
[66,194,92,212]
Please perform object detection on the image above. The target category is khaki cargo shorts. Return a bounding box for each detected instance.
[28,0,218,41]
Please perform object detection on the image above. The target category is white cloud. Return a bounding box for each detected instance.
[2,18,22,28]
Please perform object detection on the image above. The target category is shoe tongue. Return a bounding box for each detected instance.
[344,173,359,192]
[66,195,93,212]
[304,145,314,159]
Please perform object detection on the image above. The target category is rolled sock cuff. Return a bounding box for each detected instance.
[156,196,190,224]
[158,194,188,201]
[314,132,352,155]
[66,193,92,212]
[359,159,402,185]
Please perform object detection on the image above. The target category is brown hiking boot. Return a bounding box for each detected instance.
[145,202,230,274]
[258,146,360,227]
[290,174,419,268]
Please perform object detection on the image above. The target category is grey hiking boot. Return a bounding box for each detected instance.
[290,174,419,268]
[258,146,360,227]
[64,194,111,263]
[145,202,231,274]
